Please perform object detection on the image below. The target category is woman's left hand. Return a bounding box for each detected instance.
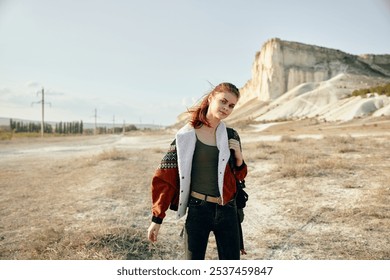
[228,139,243,166]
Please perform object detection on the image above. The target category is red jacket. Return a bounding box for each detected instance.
[151,122,247,224]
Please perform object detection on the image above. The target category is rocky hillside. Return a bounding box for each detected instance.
[227,38,390,124]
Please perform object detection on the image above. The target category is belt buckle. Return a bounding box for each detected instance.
[216,197,222,205]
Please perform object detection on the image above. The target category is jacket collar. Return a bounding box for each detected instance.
[175,122,230,203]
[176,122,228,150]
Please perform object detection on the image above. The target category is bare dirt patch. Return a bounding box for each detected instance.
[0,120,389,260]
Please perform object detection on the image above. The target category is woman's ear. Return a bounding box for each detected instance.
[207,94,213,104]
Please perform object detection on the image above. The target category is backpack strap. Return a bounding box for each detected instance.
[226,127,235,170]
[227,127,246,253]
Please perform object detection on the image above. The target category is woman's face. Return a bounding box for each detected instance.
[207,91,238,121]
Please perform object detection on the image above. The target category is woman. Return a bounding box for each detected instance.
[147,82,247,260]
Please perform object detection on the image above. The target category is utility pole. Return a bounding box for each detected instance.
[94,108,98,135]
[91,108,102,135]
[31,87,51,137]
[41,89,44,137]
[112,115,115,134]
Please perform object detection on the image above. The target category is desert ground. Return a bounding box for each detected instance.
[0,117,389,260]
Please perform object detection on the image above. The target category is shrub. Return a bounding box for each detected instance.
[351,83,390,97]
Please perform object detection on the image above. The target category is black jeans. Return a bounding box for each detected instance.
[184,197,240,260]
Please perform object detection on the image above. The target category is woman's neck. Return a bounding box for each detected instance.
[196,124,217,146]
[205,113,221,129]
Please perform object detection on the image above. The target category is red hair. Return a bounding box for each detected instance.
[188,82,240,128]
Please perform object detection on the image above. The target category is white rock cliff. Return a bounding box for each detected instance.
[230,38,390,123]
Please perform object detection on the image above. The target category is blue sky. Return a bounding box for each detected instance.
[1,0,389,126]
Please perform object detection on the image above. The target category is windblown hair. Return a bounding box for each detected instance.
[188,82,240,128]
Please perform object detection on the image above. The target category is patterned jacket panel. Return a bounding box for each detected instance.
[151,140,180,224]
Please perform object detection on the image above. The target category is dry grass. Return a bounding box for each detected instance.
[95,148,129,161]
[242,128,390,260]
[277,146,353,178]
[1,120,390,260]
[0,130,13,141]
[245,137,355,178]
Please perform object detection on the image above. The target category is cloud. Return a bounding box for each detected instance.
[0,87,31,101]
[26,81,41,88]
[0,87,12,95]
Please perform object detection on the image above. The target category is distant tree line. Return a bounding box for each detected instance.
[9,119,139,135]
[351,83,390,97]
[83,124,138,135]
[10,119,83,134]
[9,119,53,133]
[55,121,83,134]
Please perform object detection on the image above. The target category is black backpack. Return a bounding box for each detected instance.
[227,127,248,253]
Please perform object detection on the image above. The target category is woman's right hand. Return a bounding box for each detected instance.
[147,222,161,242]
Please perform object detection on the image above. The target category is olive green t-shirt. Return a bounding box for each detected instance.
[190,138,220,197]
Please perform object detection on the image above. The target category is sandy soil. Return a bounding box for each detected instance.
[0,118,389,260]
